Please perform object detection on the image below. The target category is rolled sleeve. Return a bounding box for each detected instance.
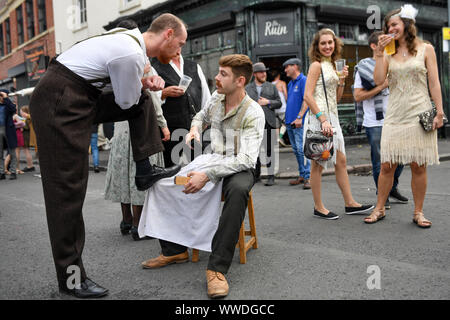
[107,53,144,109]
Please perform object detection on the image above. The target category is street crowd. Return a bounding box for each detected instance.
[0,4,446,300]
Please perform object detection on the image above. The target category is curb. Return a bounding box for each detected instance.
[270,153,450,179]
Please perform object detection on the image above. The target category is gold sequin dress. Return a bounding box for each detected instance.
[381,44,439,166]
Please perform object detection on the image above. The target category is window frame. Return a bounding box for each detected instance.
[26,0,35,40]
[16,5,25,45]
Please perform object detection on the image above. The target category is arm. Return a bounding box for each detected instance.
[107,53,144,109]
[373,35,391,85]
[336,66,348,102]
[202,109,265,184]
[291,101,309,128]
[353,72,388,102]
[424,43,445,129]
[303,62,333,136]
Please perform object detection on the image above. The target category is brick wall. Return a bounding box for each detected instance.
[1,0,55,82]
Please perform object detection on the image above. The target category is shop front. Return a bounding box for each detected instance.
[109,0,448,135]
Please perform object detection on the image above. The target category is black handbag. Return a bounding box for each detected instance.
[304,66,334,161]
[418,106,448,132]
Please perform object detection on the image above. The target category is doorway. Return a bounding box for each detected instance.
[258,55,297,84]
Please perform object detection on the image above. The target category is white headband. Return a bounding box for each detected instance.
[393,4,419,22]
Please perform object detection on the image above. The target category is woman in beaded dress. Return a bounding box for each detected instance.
[365,6,445,228]
[303,28,374,220]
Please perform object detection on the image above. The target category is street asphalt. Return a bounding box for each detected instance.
[1,139,449,300]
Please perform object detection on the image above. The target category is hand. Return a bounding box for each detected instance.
[162,86,185,99]
[376,35,393,55]
[183,171,209,194]
[161,127,170,142]
[291,118,303,129]
[433,113,445,130]
[321,120,334,137]
[381,79,389,90]
[258,97,270,106]
[185,127,200,150]
[142,75,165,91]
[0,91,7,98]
[339,66,349,80]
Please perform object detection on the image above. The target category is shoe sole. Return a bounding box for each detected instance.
[313,214,339,220]
[345,205,375,215]
[141,258,189,269]
[59,289,109,299]
[208,292,229,299]
[364,215,385,224]
[136,169,182,191]
[412,219,431,229]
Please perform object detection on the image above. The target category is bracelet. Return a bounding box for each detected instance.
[315,111,323,119]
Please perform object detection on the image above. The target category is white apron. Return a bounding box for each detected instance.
[138,154,224,252]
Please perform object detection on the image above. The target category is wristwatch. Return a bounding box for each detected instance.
[297,115,302,119]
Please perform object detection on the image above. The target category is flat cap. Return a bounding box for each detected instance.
[282,58,302,68]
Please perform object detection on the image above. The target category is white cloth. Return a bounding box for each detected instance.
[354,72,389,128]
[57,28,146,110]
[154,55,211,109]
[138,154,224,252]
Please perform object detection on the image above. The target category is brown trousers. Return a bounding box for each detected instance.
[30,59,163,288]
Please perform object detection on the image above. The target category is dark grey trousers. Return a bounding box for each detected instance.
[30,59,163,289]
[159,169,255,274]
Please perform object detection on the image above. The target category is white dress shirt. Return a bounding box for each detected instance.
[57,28,146,110]
[153,55,211,110]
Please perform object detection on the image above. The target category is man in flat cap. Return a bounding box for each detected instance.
[245,62,281,186]
[283,58,311,189]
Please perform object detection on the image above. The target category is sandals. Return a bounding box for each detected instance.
[364,209,385,224]
[413,212,432,229]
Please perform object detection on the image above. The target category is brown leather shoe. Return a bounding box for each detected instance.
[141,251,189,269]
[303,179,311,189]
[289,177,304,185]
[206,270,229,299]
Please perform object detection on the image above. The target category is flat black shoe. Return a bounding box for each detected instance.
[60,278,108,299]
[389,188,408,203]
[345,204,374,215]
[130,226,153,241]
[120,221,132,235]
[0,173,5,180]
[264,175,275,186]
[9,173,17,180]
[314,209,339,220]
[94,166,100,173]
[23,166,35,172]
[135,164,181,191]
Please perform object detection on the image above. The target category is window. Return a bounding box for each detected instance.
[0,24,4,56]
[78,0,87,25]
[120,0,140,11]
[16,5,24,45]
[339,24,355,41]
[26,0,35,40]
[5,18,11,53]
[37,0,47,33]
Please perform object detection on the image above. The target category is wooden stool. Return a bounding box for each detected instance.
[192,191,257,264]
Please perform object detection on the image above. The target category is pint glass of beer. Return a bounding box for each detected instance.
[385,34,396,55]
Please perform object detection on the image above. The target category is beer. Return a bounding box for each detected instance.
[385,34,396,55]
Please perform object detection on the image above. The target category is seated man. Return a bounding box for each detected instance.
[138,54,265,299]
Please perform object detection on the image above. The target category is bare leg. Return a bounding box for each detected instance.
[365,162,397,223]
[311,160,328,213]
[24,148,33,168]
[410,162,427,214]
[334,151,360,207]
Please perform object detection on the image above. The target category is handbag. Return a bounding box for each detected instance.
[304,66,334,161]
[418,106,448,132]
